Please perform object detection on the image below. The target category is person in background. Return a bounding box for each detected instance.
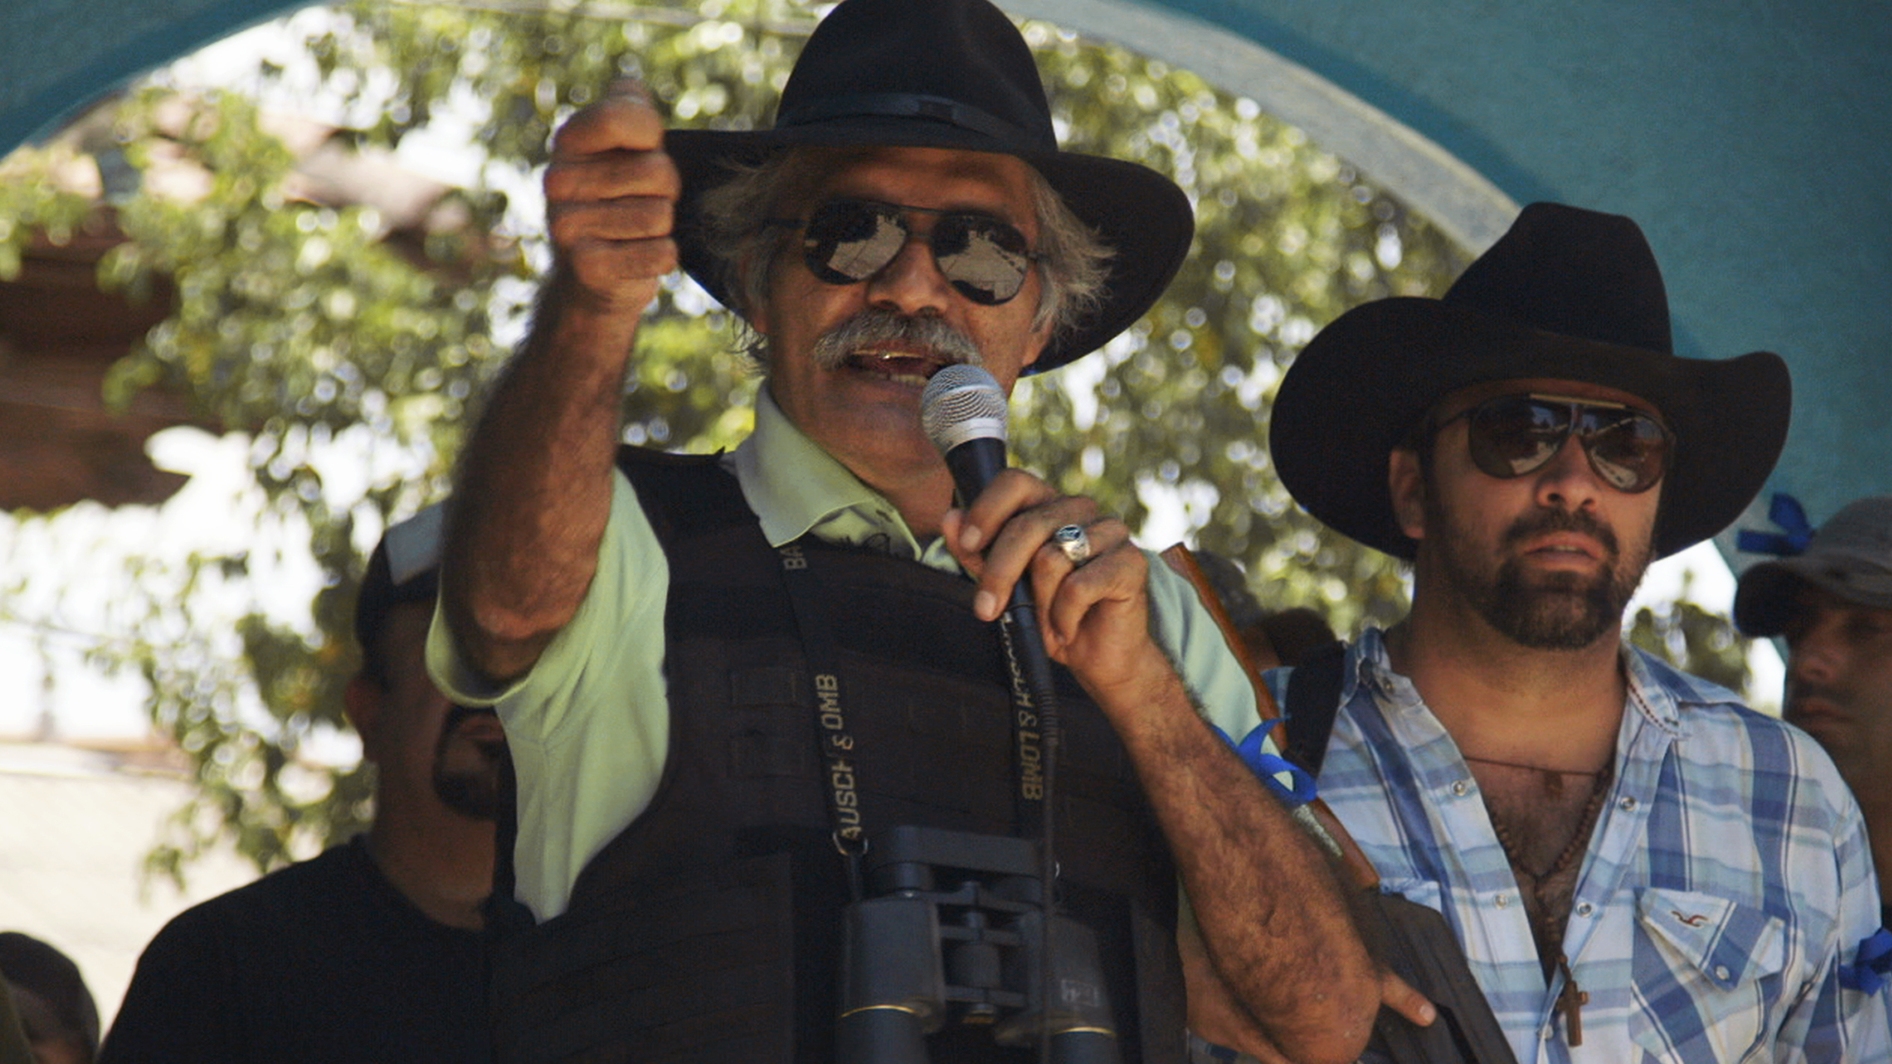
[0,932,97,1064]
[99,506,506,1064]
[1257,201,1890,1061]
[1736,495,1892,929]
[1,981,30,1064]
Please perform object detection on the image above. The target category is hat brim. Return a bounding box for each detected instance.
[665,123,1193,373]
[1269,298,1791,560]
[1735,552,1892,635]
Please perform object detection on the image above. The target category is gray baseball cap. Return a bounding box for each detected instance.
[354,503,444,679]
[1735,496,1892,636]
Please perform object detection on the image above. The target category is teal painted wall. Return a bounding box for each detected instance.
[4,0,1889,529]
[1132,0,1892,530]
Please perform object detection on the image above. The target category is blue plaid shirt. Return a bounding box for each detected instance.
[1280,628,1891,1064]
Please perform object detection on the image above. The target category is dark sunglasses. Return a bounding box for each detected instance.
[769,198,1040,305]
[1433,393,1674,493]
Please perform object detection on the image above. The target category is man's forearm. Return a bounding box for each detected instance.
[442,79,677,686]
[942,486,1384,1061]
[1096,662,1380,1064]
[442,276,638,685]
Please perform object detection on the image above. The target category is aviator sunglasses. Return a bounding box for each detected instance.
[1431,393,1674,493]
[769,198,1041,305]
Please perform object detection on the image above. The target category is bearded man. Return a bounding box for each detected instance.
[1258,202,1892,1063]
[101,506,507,1064]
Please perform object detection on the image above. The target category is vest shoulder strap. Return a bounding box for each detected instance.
[614,445,750,546]
[1283,639,1347,778]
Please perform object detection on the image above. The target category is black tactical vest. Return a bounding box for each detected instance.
[489,448,1184,1063]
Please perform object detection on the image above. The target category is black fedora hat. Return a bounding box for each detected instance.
[664,0,1193,373]
[1269,202,1790,560]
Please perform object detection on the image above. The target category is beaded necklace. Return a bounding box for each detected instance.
[1482,761,1613,1047]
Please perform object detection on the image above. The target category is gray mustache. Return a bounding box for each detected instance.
[811,310,983,370]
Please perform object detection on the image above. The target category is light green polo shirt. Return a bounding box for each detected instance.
[428,388,1265,920]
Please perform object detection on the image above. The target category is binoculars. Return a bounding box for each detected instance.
[836,825,1121,1064]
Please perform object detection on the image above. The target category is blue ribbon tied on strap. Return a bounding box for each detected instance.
[1211,724,1317,808]
[1841,928,1892,994]
[1737,492,1815,557]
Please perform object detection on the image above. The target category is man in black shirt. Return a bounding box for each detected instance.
[100,507,506,1064]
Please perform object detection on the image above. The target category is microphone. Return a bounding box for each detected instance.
[921,364,1040,623]
[920,362,1061,760]
[921,364,1012,518]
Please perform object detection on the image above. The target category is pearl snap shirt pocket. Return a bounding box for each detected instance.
[1629,887,1787,1062]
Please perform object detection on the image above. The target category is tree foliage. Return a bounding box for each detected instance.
[1628,577,1752,694]
[0,0,1493,874]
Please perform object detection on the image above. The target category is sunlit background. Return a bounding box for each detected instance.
[0,0,1791,1025]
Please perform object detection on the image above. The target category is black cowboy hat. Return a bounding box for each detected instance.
[1269,202,1790,560]
[664,0,1193,373]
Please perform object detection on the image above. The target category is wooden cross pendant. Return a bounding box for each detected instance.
[1555,955,1589,1046]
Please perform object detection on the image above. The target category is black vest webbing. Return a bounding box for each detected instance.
[489,448,1184,1064]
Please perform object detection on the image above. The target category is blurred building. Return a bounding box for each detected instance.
[0,96,466,512]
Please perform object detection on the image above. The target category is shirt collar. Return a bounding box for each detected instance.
[1354,625,1694,740]
[731,385,930,557]
[1621,646,1692,738]
[1351,627,1414,710]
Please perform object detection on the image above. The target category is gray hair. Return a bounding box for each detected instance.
[694,146,1113,365]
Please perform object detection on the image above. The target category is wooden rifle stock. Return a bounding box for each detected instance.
[1159,544,1518,1064]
